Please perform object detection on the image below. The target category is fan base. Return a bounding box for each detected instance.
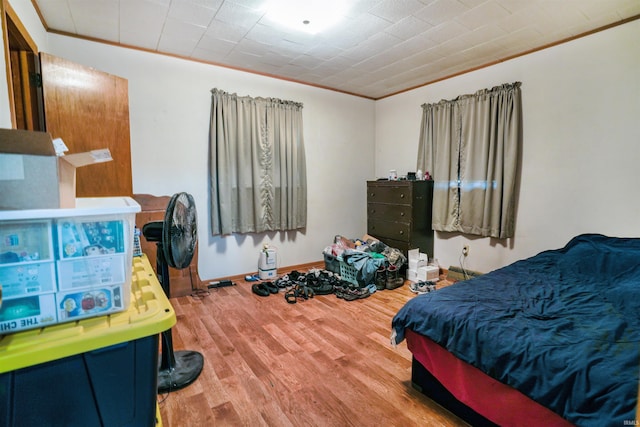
[158,350,204,394]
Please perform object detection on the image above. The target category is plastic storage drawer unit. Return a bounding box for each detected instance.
[0,255,176,427]
[0,197,141,332]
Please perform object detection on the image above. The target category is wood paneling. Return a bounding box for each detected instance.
[40,52,132,197]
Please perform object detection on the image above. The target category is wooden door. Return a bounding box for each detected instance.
[3,1,44,131]
[39,52,132,197]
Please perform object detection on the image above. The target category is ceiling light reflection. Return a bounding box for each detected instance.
[263,0,350,34]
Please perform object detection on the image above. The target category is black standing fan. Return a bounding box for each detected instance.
[142,192,204,394]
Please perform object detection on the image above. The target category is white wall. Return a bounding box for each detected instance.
[375,19,640,273]
[43,35,375,281]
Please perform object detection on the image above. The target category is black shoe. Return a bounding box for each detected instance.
[251,283,270,297]
[263,281,279,294]
[375,266,387,290]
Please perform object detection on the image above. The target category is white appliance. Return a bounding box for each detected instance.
[258,245,277,280]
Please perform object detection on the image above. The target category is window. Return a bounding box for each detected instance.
[209,89,307,235]
[417,82,522,238]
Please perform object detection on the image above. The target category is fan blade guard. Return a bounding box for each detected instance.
[163,192,197,269]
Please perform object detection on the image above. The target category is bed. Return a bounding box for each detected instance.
[392,234,640,426]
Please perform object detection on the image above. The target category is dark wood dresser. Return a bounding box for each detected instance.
[366,180,434,257]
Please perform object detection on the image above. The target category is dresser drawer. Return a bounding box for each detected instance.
[367,185,412,205]
[367,218,411,242]
[366,180,434,257]
[367,203,412,221]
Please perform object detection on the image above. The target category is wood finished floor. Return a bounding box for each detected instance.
[158,269,466,427]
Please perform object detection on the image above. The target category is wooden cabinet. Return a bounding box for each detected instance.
[132,194,201,298]
[367,180,434,257]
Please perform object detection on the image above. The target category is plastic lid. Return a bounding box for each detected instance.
[0,197,141,221]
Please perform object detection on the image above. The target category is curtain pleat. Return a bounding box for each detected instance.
[209,89,307,235]
[417,82,521,238]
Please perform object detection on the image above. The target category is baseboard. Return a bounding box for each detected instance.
[279,260,326,274]
[197,260,326,292]
[446,266,483,282]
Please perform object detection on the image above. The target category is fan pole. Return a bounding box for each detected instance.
[156,244,177,372]
[142,192,204,395]
[155,242,204,393]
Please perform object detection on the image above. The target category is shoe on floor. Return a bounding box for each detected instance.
[252,283,271,297]
[410,281,436,295]
[385,265,404,290]
[343,286,371,301]
[263,281,279,294]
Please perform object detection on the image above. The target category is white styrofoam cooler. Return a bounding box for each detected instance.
[0,197,140,333]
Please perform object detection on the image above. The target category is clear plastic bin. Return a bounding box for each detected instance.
[0,197,140,332]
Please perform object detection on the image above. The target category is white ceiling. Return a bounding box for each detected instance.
[32,0,640,99]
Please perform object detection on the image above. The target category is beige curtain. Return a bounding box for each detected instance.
[209,89,307,235]
[417,82,521,238]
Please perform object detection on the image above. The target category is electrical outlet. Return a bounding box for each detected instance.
[462,245,469,256]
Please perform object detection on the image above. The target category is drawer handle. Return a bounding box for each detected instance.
[370,192,375,197]
[400,212,404,217]
[399,230,404,235]
[400,194,405,198]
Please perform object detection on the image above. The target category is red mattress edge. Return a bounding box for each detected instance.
[406,329,574,427]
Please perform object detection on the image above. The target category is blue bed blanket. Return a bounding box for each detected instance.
[392,234,640,426]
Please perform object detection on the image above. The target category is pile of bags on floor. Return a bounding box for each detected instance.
[323,235,407,290]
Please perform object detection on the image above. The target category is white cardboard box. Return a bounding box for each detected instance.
[418,265,440,282]
[408,248,428,270]
[407,265,440,282]
[0,128,112,210]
